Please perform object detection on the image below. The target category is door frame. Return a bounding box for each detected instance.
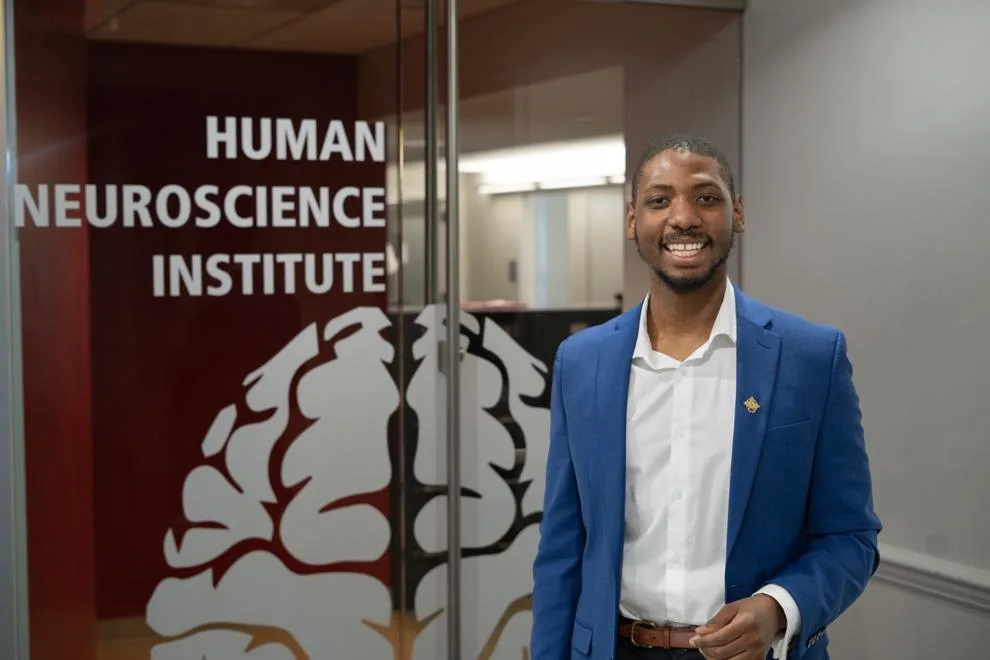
[0,0,31,655]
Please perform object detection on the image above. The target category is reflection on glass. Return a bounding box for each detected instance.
[391,72,628,313]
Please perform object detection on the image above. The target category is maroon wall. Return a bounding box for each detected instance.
[15,0,97,657]
[85,42,389,619]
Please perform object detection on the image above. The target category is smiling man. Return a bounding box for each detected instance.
[531,135,881,660]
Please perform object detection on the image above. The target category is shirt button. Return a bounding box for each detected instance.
[672,490,682,502]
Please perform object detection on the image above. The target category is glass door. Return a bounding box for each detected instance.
[423,2,744,659]
[385,1,461,657]
[0,0,451,658]
[0,0,743,657]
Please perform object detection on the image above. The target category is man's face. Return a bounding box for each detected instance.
[626,148,744,293]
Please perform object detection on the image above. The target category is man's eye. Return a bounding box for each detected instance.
[698,194,721,204]
[647,197,669,206]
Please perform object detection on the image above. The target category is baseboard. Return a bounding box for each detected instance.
[875,543,990,614]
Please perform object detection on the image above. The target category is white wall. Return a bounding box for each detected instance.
[466,185,625,308]
[468,192,524,302]
[742,1,990,655]
[622,13,742,308]
[569,186,626,308]
[830,581,988,658]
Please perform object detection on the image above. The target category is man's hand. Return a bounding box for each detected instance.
[689,595,785,660]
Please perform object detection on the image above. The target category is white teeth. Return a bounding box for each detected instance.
[667,242,704,252]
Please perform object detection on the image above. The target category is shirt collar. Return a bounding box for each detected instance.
[633,279,737,361]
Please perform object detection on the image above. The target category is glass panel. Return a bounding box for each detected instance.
[434,2,742,659]
[2,1,742,658]
[1,0,450,659]
[368,0,742,654]
[381,2,453,660]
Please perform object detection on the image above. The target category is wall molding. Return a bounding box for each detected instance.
[875,543,990,614]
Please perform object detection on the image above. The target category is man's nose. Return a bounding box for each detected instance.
[667,197,701,229]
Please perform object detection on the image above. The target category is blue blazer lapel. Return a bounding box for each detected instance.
[595,304,641,579]
[727,291,781,557]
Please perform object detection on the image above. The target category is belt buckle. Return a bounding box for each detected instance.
[629,620,665,649]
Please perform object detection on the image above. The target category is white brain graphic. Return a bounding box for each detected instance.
[146,305,550,660]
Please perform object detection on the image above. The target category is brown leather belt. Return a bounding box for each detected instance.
[617,619,696,650]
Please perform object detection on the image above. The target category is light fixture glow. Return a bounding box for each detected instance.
[477,182,538,195]
[536,176,610,190]
[461,135,625,187]
[387,135,627,201]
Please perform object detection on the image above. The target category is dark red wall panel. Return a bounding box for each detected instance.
[85,41,389,619]
[15,0,97,658]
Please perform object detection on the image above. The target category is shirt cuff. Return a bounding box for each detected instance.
[754,583,801,659]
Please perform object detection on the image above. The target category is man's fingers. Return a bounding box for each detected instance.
[691,613,750,649]
[694,624,717,636]
[695,603,736,635]
[697,647,759,660]
[694,631,755,660]
[717,652,755,660]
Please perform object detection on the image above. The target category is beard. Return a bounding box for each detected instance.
[635,226,735,293]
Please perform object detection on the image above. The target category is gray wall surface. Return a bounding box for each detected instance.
[620,10,742,308]
[742,0,990,655]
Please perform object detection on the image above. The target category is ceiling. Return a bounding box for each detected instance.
[397,65,623,157]
[83,0,624,159]
[85,0,527,54]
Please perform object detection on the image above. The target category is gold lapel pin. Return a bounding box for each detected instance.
[744,396,760,414]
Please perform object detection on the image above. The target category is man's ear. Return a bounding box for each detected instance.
[625,202,636,240]
[732,197,745,234]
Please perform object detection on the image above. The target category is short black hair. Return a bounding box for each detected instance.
[630,134,736,202]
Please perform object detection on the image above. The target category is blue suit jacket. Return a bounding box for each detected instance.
[531,289,881,660]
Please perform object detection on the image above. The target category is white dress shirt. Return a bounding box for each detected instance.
[619,281,800,659]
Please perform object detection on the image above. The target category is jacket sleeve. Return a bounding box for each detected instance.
[769,331,882,658]
[530,341,586,660]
